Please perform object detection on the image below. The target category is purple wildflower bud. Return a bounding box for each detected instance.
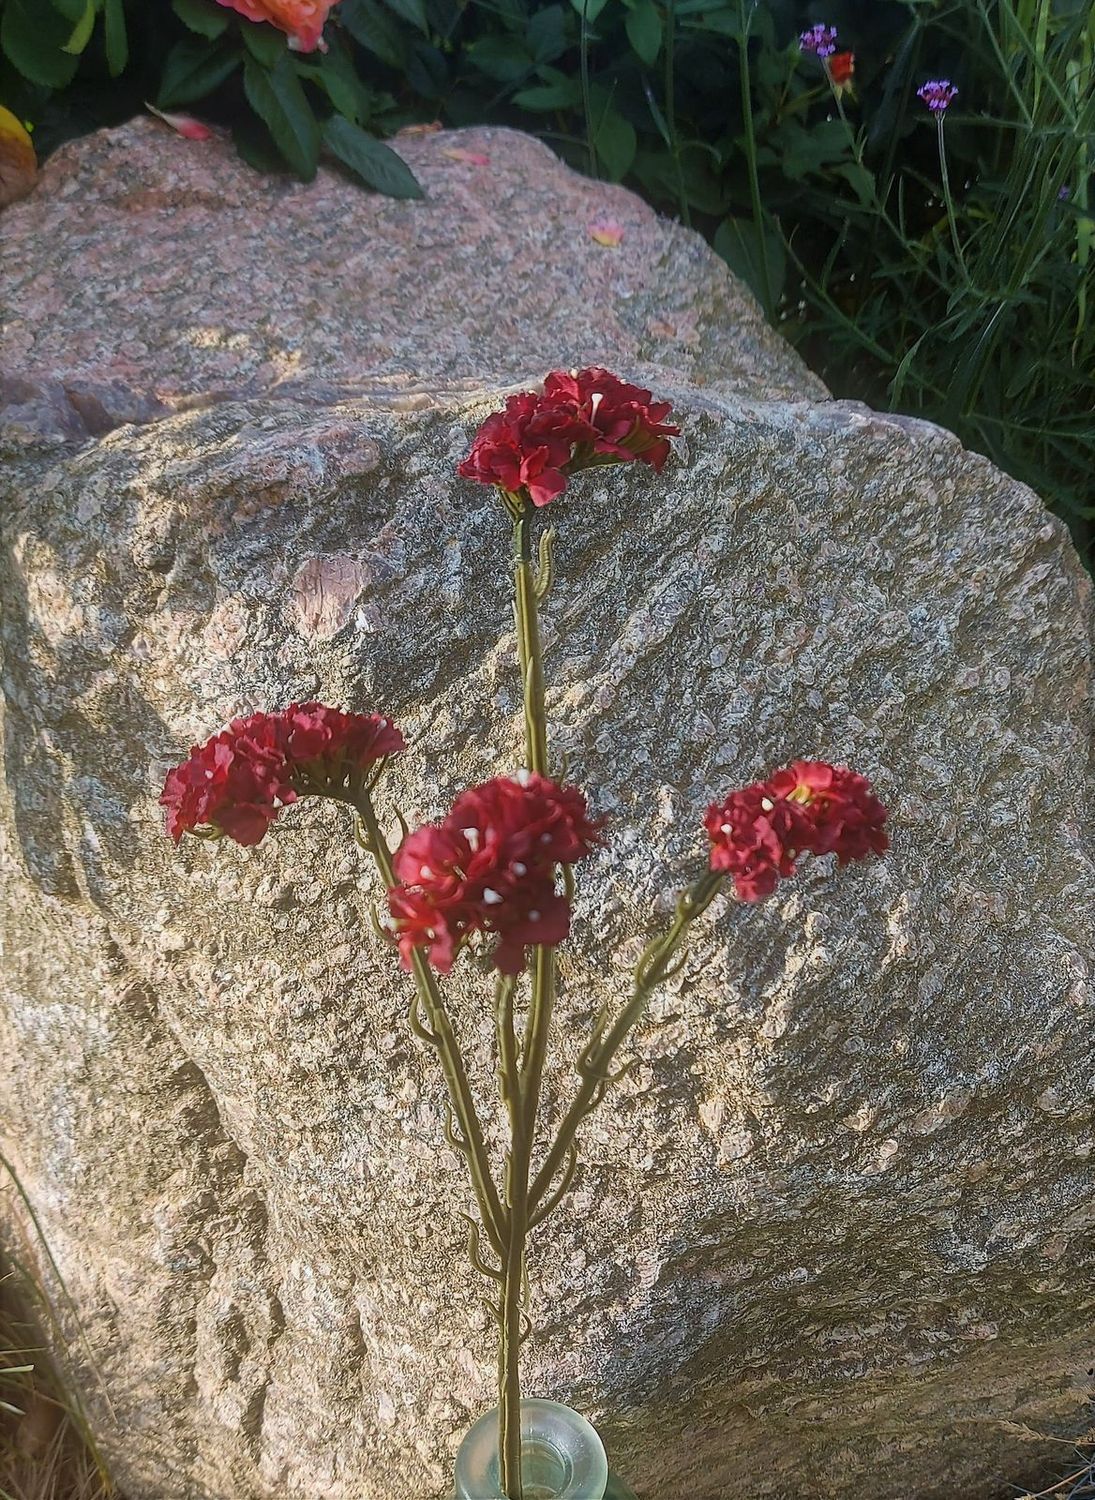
[799,23,838,58]
[1058,185,1071,201]
[917,79,958,113]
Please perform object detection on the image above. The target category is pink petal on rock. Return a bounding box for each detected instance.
[442,148,491,166]
[589,218,624,247]
[146,104,214,142]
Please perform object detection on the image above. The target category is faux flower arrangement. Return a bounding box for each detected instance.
[161,369,889,1500]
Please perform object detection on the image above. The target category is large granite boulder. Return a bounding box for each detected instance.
[1,119,1092,1500]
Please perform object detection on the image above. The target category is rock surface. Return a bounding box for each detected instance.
[1,119,1093,1500]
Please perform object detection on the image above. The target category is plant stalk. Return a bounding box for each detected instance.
[935,114,970,283]
[528,872,722,1213]
[513,506,549,778]
[737,0,773,318]
[353,790,506,1257]
[497,504,559,1496]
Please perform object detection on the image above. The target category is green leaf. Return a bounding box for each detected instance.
[468,34,532,82]
[379,0,429,34]
[233,113,290,174]
[340,0,407,69]
[1,0,80,87]
[158,37,241,107]
[714,214,786,310]
[569,0,610,22]
[243,53,321,180]
[527,5,567,62]
[624,0,661,66]
[777,120,852,181]
[172,0,230,39]
[593,107,636,180]
[62,0,98,56]
[241,22,289,66]
[103,0,127,74]
[405,40,446,97]
[513,77,582,110]
[833,160,876,209]
[295,44,372,124]
[323,114,423,198]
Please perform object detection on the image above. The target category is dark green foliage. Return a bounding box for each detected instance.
[0,0,1091,555]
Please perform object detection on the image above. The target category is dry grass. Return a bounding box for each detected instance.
[1018,1453,1095,1500]
[0,1260,115,1500]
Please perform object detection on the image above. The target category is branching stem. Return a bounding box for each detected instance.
[353,792,506,1259]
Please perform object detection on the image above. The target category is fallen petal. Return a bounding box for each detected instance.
[145,104,215,142]
[589,218,624,247]
[442,148,491,166]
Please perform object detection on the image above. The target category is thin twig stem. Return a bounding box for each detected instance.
[353,791,506,1257]
[528,872,723,1213]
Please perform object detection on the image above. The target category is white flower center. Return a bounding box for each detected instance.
[483,888,503,905]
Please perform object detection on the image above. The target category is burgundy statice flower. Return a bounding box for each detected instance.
[917,79,958,112]
[279,702,406,789]
[704,784,812,901]
[767,760,890,865]
[705,760,888,901]
[541,367,681,474]
[456,391,591,508]
[799,23,838,57]
[458,368,679,508]
[388,772,603,974]
[161,703,405,846]
[161,712,298,847]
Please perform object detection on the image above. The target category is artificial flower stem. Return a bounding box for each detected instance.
[353,789,507,1257]
[513,506,549,778]
[497,501,559,1497]
[498,1097,530,1500]
[527,872,723,1214]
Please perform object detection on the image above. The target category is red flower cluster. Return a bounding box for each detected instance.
[161,703,405,846]
[705,760,888,901]
[388,773,603,974]
[457,367,679,508]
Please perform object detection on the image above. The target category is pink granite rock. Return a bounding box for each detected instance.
[0,117,818,447]
[0,119,1092,1500]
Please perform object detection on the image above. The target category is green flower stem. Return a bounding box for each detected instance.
[738,0,773,318]
[936,114,970,283]
[528,872,723,1215]
[513,504,549,778]
[498,1082,530,1500]
[352,789,507,1258]
[496,502,560,1498]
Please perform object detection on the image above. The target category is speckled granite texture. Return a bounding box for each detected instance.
[0,119,1092,1500]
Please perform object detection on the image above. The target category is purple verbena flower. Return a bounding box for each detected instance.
[799,23,838,58]
[917,79,958,113]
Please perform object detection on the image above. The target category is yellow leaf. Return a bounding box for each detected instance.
[0,104,37,211]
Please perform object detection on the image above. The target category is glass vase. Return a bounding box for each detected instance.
[454,1398,609,1500]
